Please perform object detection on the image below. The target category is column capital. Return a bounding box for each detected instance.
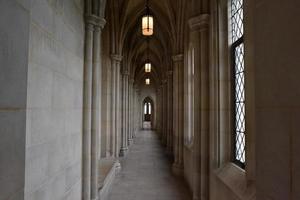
[188,14,210,31]
[111,54,123,63]
[122,70,129,76]
[172,54,184,62]
[85,15,106,29]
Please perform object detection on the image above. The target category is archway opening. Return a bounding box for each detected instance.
[142,97,154,129]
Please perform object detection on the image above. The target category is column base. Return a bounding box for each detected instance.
[128,138,134,145]
[172,163,183,176]
[119,147,128,157]
[114,160,121,172]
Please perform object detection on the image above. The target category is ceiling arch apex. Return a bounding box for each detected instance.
[172,54,184,62]
[188,14,210,31]
[110,54,123,62]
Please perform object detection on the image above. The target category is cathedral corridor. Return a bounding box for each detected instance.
[1,0,300,200]
[107,131,191,200]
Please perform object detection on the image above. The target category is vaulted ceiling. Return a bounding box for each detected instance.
[104,0,199,89]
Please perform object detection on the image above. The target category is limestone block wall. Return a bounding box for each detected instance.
[24,0,84,200]
[0,1,30,199]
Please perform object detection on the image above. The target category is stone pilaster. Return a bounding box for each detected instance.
[188,14,210,200]
[172,54,184,176]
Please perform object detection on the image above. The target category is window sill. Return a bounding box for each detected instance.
[214,163,256,200]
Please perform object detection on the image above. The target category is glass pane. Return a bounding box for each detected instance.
[144,104,147,114]
[234,42,246,165]
[231,0,244,42]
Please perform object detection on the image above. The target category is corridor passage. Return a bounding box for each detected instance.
[107,131,191,200]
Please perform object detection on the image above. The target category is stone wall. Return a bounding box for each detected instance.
[0,1,30,199]
[254,0,300,199]
[24,0,84,199]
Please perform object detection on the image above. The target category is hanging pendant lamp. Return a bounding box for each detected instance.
[145,63,151,73]
[142,0,153,36]
[145,78,150,85]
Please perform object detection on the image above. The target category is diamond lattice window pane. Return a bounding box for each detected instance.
[231,0,244,42]
[234,43,245,165]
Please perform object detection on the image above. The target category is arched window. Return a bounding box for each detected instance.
[230,0,246,168]
[144,102,151,115]
[144,103,148,114]
[148,103,151,114]
[144,101,152,122]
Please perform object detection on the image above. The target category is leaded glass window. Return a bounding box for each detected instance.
[231,0,245,168]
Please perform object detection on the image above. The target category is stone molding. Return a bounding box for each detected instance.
[172,54,184,62]
[110,54,123,63]
[85,15,106,28]
[188,14,210,31]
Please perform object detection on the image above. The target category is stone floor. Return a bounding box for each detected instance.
[107,130,192,200]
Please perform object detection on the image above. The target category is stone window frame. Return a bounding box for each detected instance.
[210,0,256,198]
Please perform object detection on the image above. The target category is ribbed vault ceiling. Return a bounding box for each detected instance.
[105,0,190,89]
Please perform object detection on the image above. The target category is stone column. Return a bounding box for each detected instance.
[130,79,135,139]
[172,54,184,175]
[128,79,134,144]
[157,84,163,138]
[161,80,168,145]
[132,85,137,137]
[82,21,94,200]
[167,71,173,153]
[120,70,129,156]
[83,15,106,200]
[188,14,210,200]
[134,87,139,137]
[110,54,122,167]
[91,21,104,200]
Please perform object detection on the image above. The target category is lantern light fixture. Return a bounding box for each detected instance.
[145,78,150,85]
[145,62,151,73]
[142,0,153,36]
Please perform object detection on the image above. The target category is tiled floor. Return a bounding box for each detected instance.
[107,130,192,200]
